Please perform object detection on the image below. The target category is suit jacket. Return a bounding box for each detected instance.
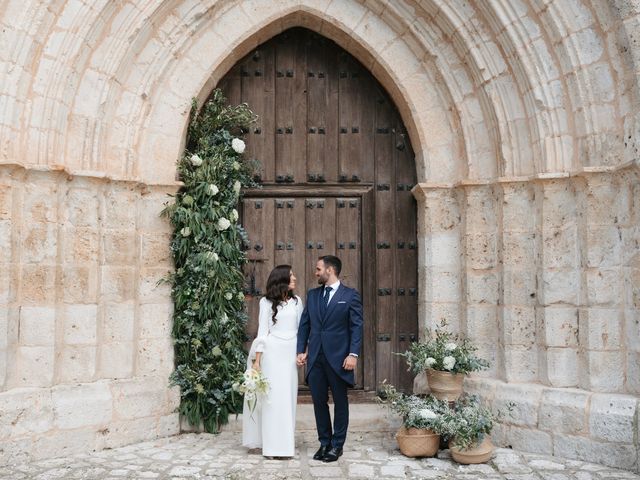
[296,284,364,387]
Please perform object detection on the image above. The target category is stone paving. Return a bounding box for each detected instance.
[1,432,638,480]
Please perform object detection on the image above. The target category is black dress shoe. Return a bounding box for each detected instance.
[313,445,330,461]
[322,447,343,462]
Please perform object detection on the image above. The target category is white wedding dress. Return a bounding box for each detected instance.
[242,296,303,457]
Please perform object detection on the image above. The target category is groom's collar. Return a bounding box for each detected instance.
[325,280,340,291]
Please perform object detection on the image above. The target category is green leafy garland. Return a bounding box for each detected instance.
[162,90,257,432]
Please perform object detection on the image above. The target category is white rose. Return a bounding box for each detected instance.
[233,161,241,171]
[205,251,218,262]
[230,209,239,221]
[231,138,246,154]
[425,357,436,368]
[443,356,456,371]
[211,346,222,356]
[190,154,203,166]
[419,408,438,420]
[233,180,242,195]
[217,217,231,231]
[180,227,191,237]
[220,313,228,325]
[208,184,219,196]
[225,292,233,300]
[445,342,457,351]
[237,292,245,301]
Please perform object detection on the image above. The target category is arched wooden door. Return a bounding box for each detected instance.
[218,28,417,394]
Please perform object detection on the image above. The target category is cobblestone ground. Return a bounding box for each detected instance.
[1,432,638,480]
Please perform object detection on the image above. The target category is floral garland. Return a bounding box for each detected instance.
[162,90,257,432]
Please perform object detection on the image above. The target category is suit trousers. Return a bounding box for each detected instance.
[308,349,349,449]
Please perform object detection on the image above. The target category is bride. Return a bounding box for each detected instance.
[242,265,303,458]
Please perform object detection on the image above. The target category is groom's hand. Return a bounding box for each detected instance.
[342,355,357,371]
[296,353,307,366]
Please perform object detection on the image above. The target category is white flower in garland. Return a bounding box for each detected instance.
[445,342,457,351]
[419,408,438,420]
[443,355,456,370]
[232,161,241,171]
[217,217,231,231]
[231,138,246,154]
[180,227,191,237]
[225,292,233,300]
[212,346,222,357]
[190,154,203,166]
[237,292,244,301]
[208,184,219,196]
[220,313,229,325]
[233,180,241,195]
[205,251,218,262]
[425,357,436,368]
[230,209,239,222]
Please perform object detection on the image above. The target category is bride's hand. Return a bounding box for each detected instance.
[252,361,261,371]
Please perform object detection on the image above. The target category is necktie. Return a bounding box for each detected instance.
[322,286,332,312]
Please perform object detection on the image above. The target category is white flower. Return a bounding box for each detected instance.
[237,292,245,301]
[208,184,219,196]
[443,356,456,371]
[445,342,457,351]
[425,357,436,368]
[233,180,242,195]
[230,209,239,221]
[233,161,241,171]
[231,138,246,154]
[180,227,191,237]
[190,154,203,166]
[205,251,218,262]
[220,313,228,325]
[225,292,233,300]
[211,346,222,357]
[419,408,438,420]
[217,217,231,231]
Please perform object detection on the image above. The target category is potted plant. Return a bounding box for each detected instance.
[400,320,489,401]
[378,384,449,457]
[440,394,496,464]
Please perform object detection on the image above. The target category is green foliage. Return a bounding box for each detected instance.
[162,90,258,433]
[439,394,498,450]
[400,319,489,375]
[377,384,450,433]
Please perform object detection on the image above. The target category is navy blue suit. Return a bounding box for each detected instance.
[297,284,363,449]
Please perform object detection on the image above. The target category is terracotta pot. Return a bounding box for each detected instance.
[450,437,494,464]
[396,427,440,457]
[426,369,465,401]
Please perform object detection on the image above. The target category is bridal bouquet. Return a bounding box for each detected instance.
[233,368,269,417]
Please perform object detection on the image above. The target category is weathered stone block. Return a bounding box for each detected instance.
[502,306,536,346]
[540,306,578,347]
[138,267,171,304]
[541,269,579,305]
[62,265,98,303]
[553,433,637,471]
[586,269,622,306]
[99,342,134,379]
[585,178,631,226]
[61,227,99,264]
[538,388,589,434]
[140,233,173,267]
[138,193,172,233]
[586,226,621,267]
[139,303,173,339]
[625,268,640,309]
[424,191,461,232]
[111,377,168,420]
[20,265,56,304]
[23,179,57,223]
[541,182,576,227]
[627,351,640,394]
[542,225,578,268]
[32,429,97,461]
[21,223,57,264]
[103,229,136,265]
[52,382,112,429]
[101,266,135,302]
[494,382,543,427]
[157,413,180,437]
[136,338,174,377]
[501,183,536,232]
[578,308,621,350]
[103,302,135,342]
[589,393,637,443]
[503,345,538,382]
[63,188,99,227]
[501,425,553,455]
[0,388,53,438]
[503,269,536,305]
[465,233,497,269]
[464,187,497,232]
[0,220,11,264]
[57,346,97,383]
[63,304,98,345]
[104,188,137,229]
[18,306,55,345]
[543,347,578,387]
[0,184,12,220]
[466,271,499,304]
[582,350,624,392]
[423,269,461,303]
[16,345,54,387]
[94,416,157,450]
[502,231,536,266]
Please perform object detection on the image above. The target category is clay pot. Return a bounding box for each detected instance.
[426,368,465,401]
[450,436,494,464]
[396,427,440,457]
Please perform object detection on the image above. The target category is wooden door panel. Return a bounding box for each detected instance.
[273,197,306,300]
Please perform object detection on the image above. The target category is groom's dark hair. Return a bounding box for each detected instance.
[319,255,342,276]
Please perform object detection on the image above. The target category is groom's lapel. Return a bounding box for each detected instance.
[323,284,346,321]
[313,288,324,324]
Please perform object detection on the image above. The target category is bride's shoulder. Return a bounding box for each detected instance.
[259,296,271,306]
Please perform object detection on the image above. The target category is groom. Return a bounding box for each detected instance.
[296,255,363,463]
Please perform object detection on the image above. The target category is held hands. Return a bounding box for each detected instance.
[252,360,261,372]
[342,355,357,371]
[296,353,307,367]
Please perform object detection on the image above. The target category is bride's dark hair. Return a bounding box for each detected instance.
[265,264,296,324]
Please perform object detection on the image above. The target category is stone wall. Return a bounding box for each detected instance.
[0,165,180,463]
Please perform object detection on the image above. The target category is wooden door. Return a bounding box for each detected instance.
[218,28,417,393]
